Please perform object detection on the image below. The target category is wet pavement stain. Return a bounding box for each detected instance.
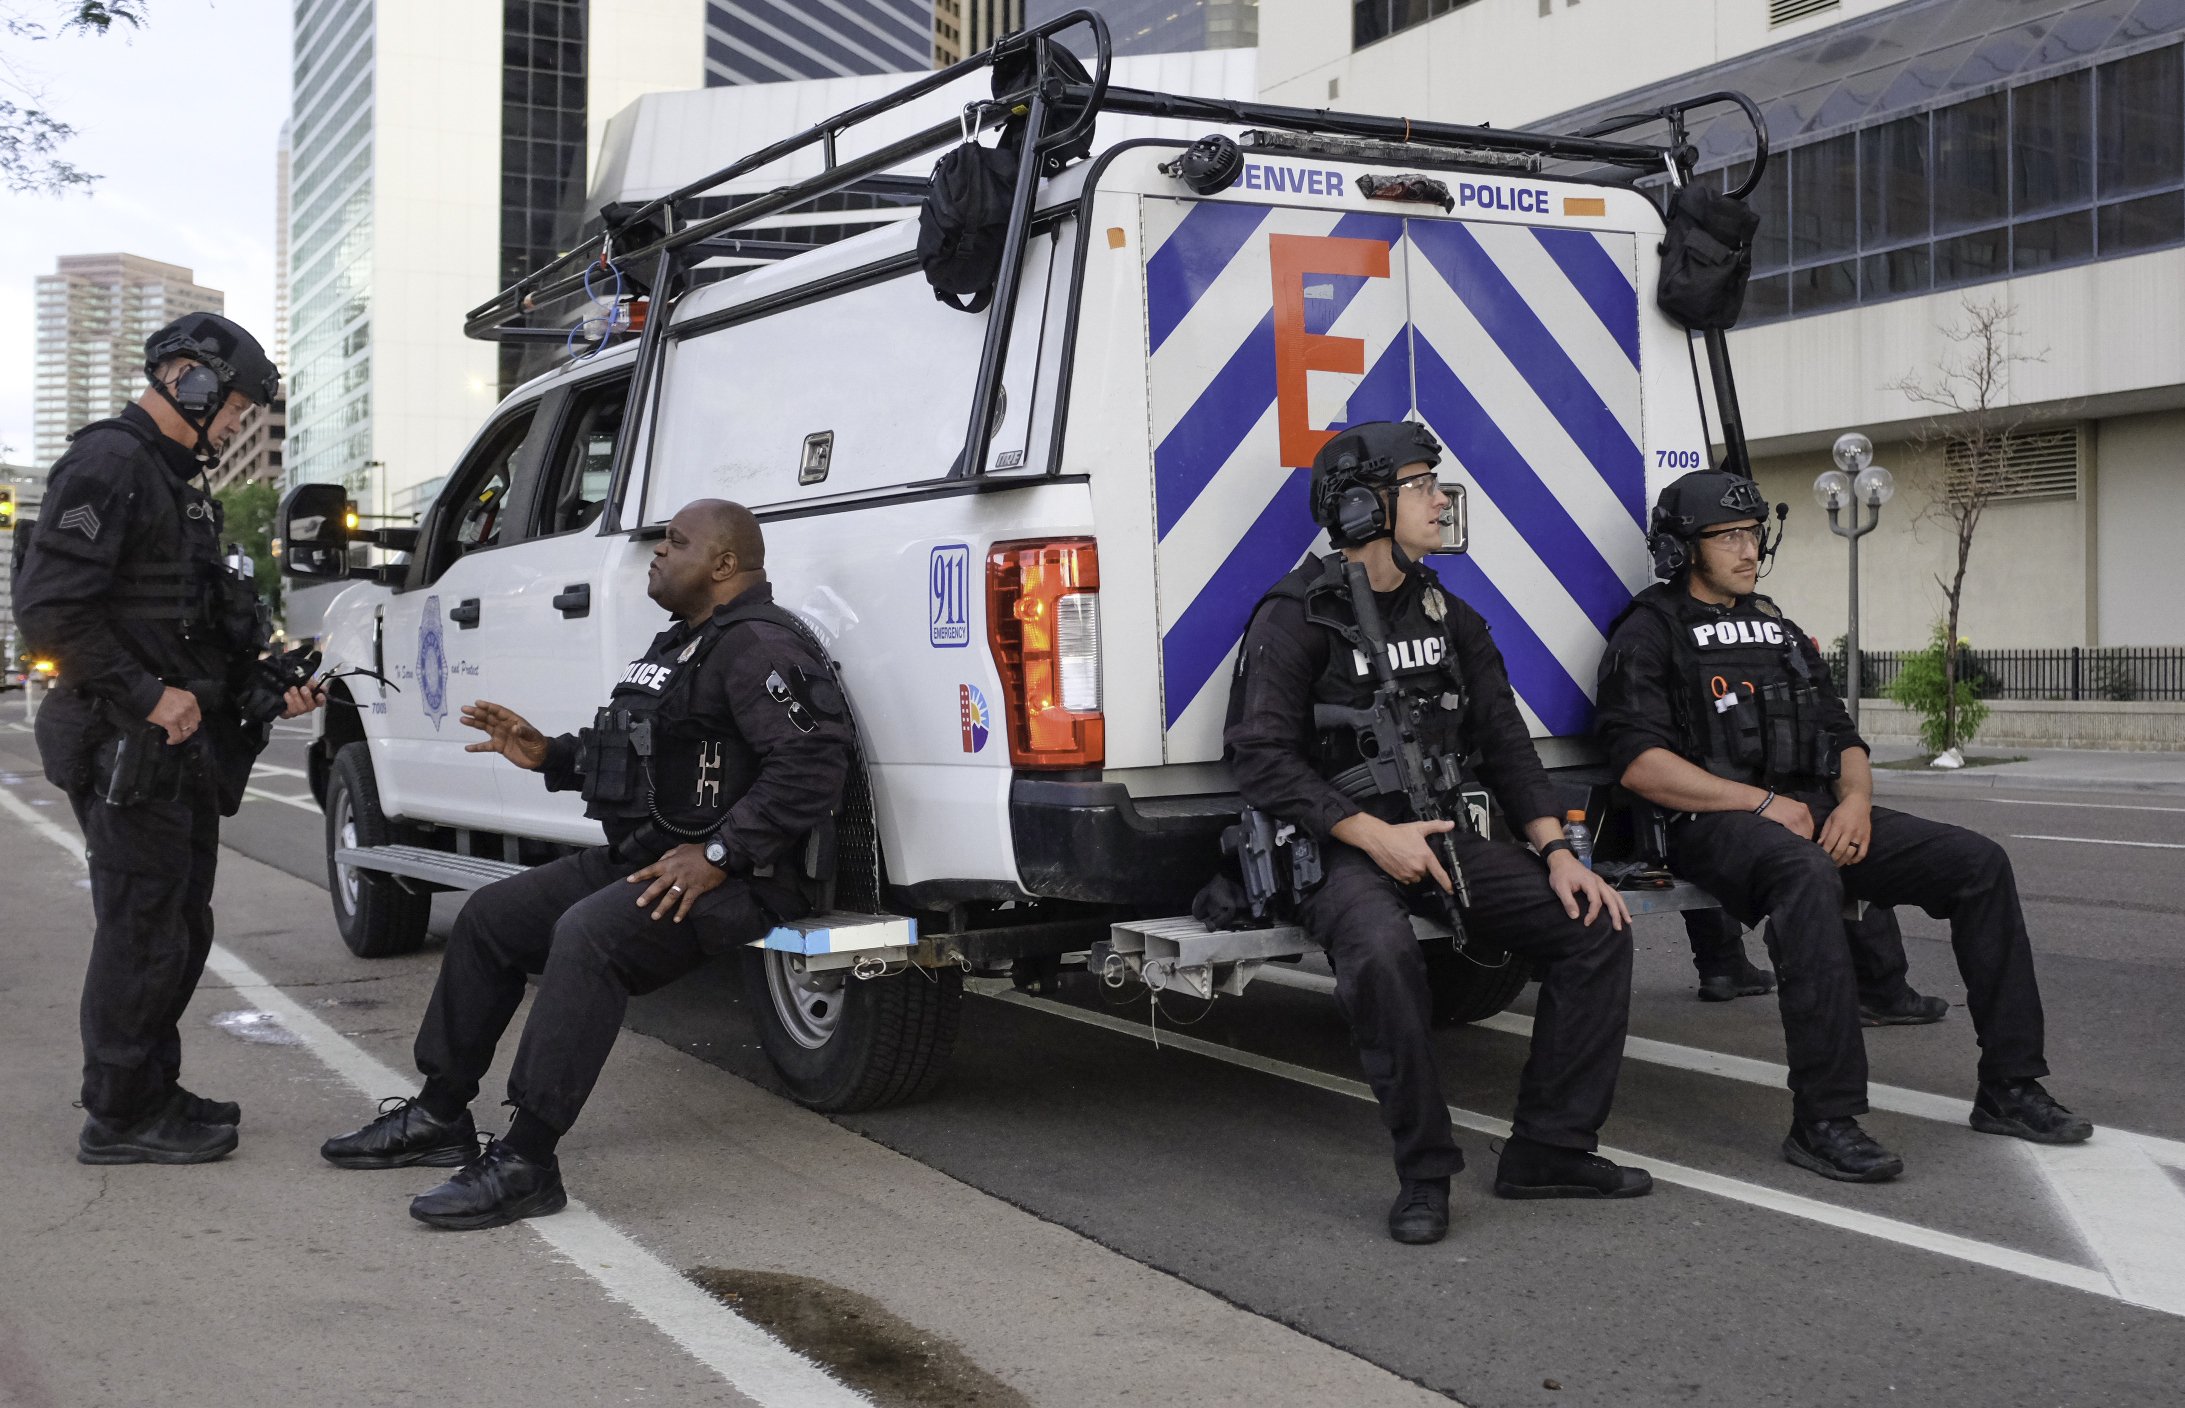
[208,1010,302,1045]
[688,1268,1030,1408]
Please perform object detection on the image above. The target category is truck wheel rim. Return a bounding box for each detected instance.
[763,950,844,1049]
[332,791,360,913]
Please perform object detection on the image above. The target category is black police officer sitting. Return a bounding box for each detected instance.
[1596,469,2092,1183]
[18,313,322,1165]
[321,500,853,1229]
[1226,420,1650,1245]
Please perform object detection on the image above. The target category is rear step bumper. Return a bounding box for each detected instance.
[1008,778,1232,907]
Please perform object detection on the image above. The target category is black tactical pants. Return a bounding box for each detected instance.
[68,788,223,1124]
[1670,797,2049,1124]
[1682,904,1916,1003]
[414,846,791,1134]
[1299,832,1632,1182]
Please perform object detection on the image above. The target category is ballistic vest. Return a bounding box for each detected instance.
[1628,585,1839,788]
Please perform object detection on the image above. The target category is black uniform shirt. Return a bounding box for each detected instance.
[17,405,216,719]
[1227,567,1560,839]
[538,583,853,873]
[1594,583,1866,781]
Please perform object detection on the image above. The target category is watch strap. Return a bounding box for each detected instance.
[1539,838,1577,860]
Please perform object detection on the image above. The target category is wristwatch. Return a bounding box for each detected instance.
[702,836,731,871]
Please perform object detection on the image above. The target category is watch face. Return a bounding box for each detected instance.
[705,840,727,865]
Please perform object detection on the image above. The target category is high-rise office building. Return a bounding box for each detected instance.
[934,0,1023,67]
[217,125,291,495]
[285,0,708,521]
[703,0,931,84]
[1025,0,1256,56]
[32,254,223,471]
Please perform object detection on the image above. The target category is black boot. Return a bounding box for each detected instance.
[1783,1117,1903,1182]
[1387,1178,1450,1244]
[78,1091,238,1165]
[1697,949,1776,1003]
[1494,1136,1652,1199]
[1971,1079,2093,1145]
[322,1097,478,1170]
[172,1085,240,1126]
[1860,987,1949,1026]
[410,1139,568,1231]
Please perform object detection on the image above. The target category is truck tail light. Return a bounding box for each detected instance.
[986,538,1103,769]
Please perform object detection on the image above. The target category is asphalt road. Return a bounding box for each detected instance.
[6,714,2185,1407]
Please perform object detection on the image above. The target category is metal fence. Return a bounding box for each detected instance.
[1825,647,2185,702]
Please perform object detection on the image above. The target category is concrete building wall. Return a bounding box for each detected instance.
[2094,408,2185,645]
[588,0,709,171]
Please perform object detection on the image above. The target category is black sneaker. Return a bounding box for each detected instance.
[410,1139,568,1231]
[172,1086,240,1127]
[1971,1079,2093,1145]
[1386,1177,1450,1245]
[1697,955,1776,1002]
[322,1097,478,1170]
[1783,1117,1904,1182]
[78,1092,238,1165]
[1494,1137,1653,1199]
[1860,989,1949,1026]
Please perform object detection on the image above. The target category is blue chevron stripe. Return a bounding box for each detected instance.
[1408,220,1645,526]
[1146,201,1272,355]
[1427,554,1596,738]
[1412,334,1633,634]
[1530,227,1641,368]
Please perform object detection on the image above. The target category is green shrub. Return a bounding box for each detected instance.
[1885,621,1989,753]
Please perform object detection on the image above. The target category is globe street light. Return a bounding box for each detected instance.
[1817,434,1895,729]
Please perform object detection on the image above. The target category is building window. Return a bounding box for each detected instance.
[1355,0,1472,51]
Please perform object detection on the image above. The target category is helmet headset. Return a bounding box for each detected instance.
[1309,420,1453,571]
[142,313,281,469]
[1646,467,1786,580]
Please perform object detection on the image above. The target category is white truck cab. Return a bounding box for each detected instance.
[279,14,1767,1112]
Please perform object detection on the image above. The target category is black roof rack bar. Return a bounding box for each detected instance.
[1567,90,1770,196]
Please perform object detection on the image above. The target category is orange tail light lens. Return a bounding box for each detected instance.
[986,538,1103,769]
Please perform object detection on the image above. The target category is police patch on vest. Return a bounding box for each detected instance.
[1690,620,1784,649]
[1351,636,1446,677]
[621,660,675,692]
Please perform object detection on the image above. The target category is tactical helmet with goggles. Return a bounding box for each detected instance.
[1309,419,1444,549]
[1646,468,1770,579]
[144,313,281,409]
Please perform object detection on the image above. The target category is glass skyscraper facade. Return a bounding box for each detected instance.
[1027,0,1257,55]
[702,0,931,84]
[501,0,591,396]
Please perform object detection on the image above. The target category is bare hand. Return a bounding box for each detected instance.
[1546,851,1630,930]
[1759,795,1816,841]
[460,701,549,770]
[626,844,725,922]
[1817,797,1872,868]
[279,684,327,720]
[1335,814,1457,892]
[148,686,202,746]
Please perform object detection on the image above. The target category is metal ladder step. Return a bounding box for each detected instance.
[335,844,527,891]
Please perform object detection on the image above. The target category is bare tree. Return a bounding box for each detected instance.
[1,2,147,194]
[1883,297,2050,753]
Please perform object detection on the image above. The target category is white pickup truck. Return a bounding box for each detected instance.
[279,14,1762,1113]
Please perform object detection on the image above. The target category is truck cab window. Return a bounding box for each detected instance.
[421,407,537,582]
[538,376,629,537]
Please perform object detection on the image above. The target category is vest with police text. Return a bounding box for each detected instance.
[1638,589,1839,788]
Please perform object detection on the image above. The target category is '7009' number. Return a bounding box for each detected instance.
[1655,449,1705,469]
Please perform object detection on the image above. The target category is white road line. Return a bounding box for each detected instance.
[242,786,320,813]
[1979,798,2185,815]
[2010,834,2185,850]
[984,990,2118,1304]
[0,785,868,1408]
[250,762,311,779]
[2022,1140,2185,1316]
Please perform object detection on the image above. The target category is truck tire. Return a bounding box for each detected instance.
[740,946,962,1113]
[1423,941,1532,1027]
[325,742,431,959]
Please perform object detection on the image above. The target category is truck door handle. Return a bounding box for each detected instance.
[449,598,481,628]
[552,583,591,618]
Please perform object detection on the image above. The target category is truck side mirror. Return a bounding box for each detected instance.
[277,483,351,580]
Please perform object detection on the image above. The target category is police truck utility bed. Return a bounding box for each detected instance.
[276,9,1766,1112]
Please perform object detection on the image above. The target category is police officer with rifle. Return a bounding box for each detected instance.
[16,313,322,1165]
[1596,468,2092,1183]
[1225,421,1647,1245]
[321,500,853,1230]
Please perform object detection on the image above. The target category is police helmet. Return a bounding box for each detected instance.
[1646,468,1769,578]
[1309,420,1443,548]
[144,313,281,416]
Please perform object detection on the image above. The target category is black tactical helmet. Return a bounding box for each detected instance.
[1309,419,1443,548]
[1646,467,1769,578]
[144,312,281,409]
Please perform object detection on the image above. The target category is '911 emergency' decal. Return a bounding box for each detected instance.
[930,544,971,648]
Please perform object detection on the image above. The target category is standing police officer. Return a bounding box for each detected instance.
[1595,469,2092,1182]
[1226,421,1647,1245]
[321,499,853,1230]
[17,313,317,1164]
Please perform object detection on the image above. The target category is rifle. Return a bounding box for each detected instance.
[1311,559,1471,945]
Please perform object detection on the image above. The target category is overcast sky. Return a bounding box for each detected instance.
[0,0,289,464]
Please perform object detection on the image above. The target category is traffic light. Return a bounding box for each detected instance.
[0,487,13,525]
[343,501,360,533]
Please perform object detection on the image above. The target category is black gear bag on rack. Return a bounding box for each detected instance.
[1656,183,1761,332]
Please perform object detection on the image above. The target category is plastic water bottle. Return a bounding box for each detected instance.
[1563,809,1594,870]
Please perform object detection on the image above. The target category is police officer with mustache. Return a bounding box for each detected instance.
[1596,469,2092,1183]
[1226,420,1649,1246]
[320,499,852,1229]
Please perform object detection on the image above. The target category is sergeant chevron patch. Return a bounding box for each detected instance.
[57,505,102,541]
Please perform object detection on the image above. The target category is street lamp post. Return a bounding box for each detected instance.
[1814,433,1896,730]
